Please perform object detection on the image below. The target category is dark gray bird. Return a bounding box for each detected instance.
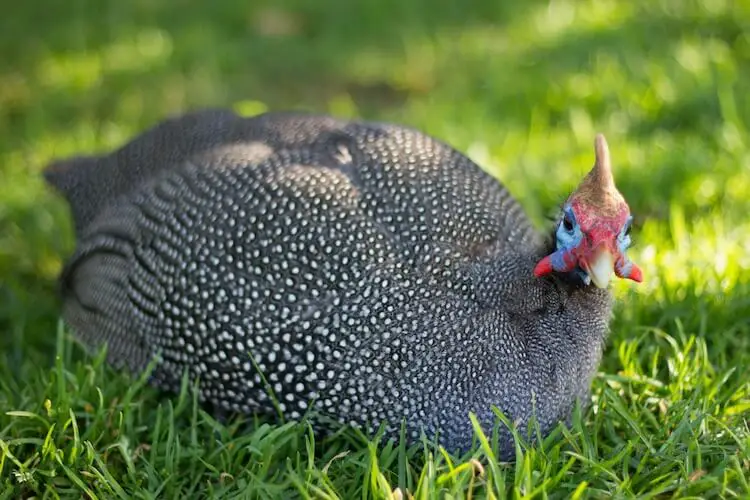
[44,109,642,457]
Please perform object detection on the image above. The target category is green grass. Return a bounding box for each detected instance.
[1,0,749,497]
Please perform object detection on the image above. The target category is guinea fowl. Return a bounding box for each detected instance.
[44,109,642,457]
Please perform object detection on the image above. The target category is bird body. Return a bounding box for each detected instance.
[44,109,640,457]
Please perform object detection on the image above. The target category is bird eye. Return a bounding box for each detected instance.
[562,215,574,233]
[622,218,633,238]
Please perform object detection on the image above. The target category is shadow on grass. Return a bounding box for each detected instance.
[0,0,546,139]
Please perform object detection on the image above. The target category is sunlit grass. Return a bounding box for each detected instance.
[0,0,748,497]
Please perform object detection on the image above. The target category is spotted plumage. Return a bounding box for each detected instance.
[44,109,639,459]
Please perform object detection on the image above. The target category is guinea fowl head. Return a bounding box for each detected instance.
[534,134,643,288]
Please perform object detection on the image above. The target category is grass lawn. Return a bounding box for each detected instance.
[1,0,749,497]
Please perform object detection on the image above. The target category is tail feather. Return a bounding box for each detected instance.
[43,155,115,237]
[42,109,244,236]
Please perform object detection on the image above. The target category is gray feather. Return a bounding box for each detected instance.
[45,109,612,458]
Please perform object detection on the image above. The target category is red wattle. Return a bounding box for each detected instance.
[533,256,553,277]
[628,263,643,282]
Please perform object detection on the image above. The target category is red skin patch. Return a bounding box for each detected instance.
[570,198,628,258]
[533,197,643,284]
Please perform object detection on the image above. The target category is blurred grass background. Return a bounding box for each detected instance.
[0,0,749,497]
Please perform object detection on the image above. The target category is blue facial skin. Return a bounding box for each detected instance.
[555,206,634,285]
[615,215,634,278]
[616,216,633,255]
[555,205,589,284]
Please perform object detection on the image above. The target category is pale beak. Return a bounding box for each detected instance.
[586,250,615,289]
